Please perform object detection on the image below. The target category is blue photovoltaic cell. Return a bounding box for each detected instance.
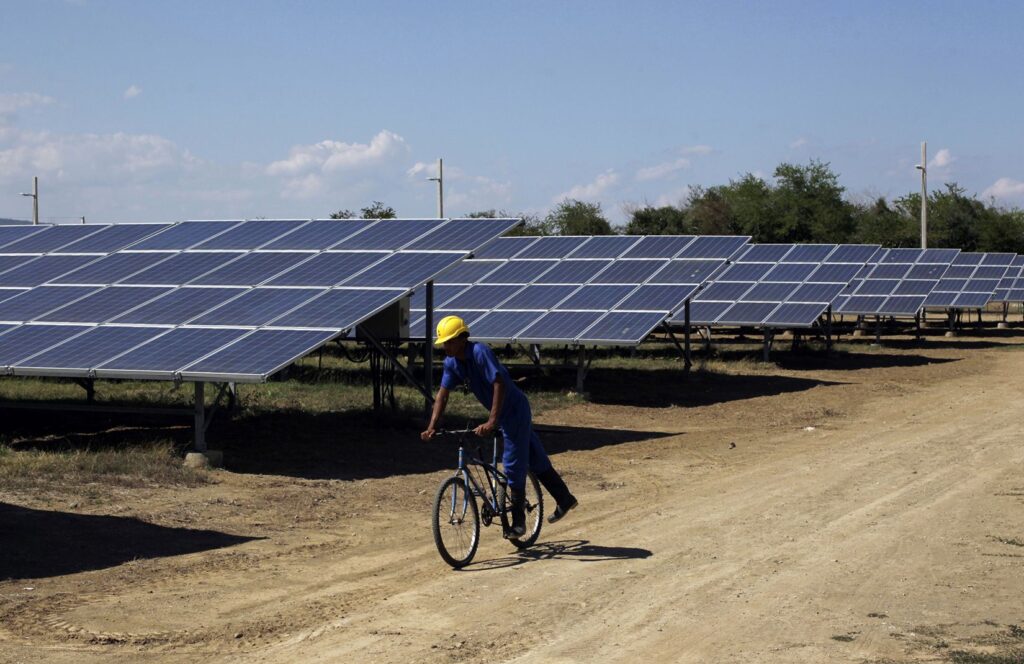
[518,311,603,341]
[892,280,935,296]
[98,327,249,374]
[181,329,336,378]
[332,220,443,250]
[0,324,91,365]
[882,248,923,263]
[763,263,816,282]
[261,219,374,250]
[443,285,522,310]
[0,226,45,249]
[0,255,98,287]
[965,278,999,292]
[192,288,323,326]
[856,279,900,296]
[38,286,171,323]
[677,235,749,259]
[925,291,958,307]
[935,278,967,292]
[591,260,666,284]
[973,266,1007,279]
[838,295,888,313]
[718,262,773,282]
[982,253,1016,266]
[123,252,239,284]
[192,220,307,250]
[784,244,834,262]
[469,310,542,340]
[885,296,926,314]
[0,289,27,305]
[266,252,385,287]
[409,309,486,333]
[649,259,722,284]
[870,264,911,279]
[906,264,947,279]
[954,292,992,307]
[270,288,405,329]
[480,260,557,284]
[622,236,695,258]
[0,255,35,275]
[192,252,311,286]
[131,221,242,250]
[687,300,733,324]
[112,287,244,325]
[556,285,635,310]
[764,303,828,327]
[741,282,798,302]
[808,263,860,283]
[694,281,753,301]
[534,260,611,284]
[344,252,461,288]
[717,302,779,325]
[0,286,98,321]
[616,285,697,312]
[738,244,794,262]
[826,245,879,263]
[952,253,984,266]
[567,236,640,258]
[438,260,503,283]
[53,224,171,253]
[919,248,960,264]
[50,252,172,285]
[789,282,845,303]
[943,266,974,279]
[15,325,162,371]
[407,219,520,251]
[408,284,466,309]
[515,236,587,259]
[472,236,537,259]
[0,225,106,254]
[583,311,666,343]
[499,285,577,310]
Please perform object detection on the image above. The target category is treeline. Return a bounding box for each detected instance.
[330,161,1024,253]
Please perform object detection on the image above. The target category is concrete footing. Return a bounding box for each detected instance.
[997,322,1009,329]
[184,450,223,469]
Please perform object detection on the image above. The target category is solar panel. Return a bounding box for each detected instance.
[179,329,337,381]
[0,226,46,250]
[489,284,575,310]
[517,311,604,343]
[0,225,107,254]
[111,287,245,325]
[468,310,543,341]
[268,288,406,330]
[622,236,696,258]
[265,252,385,287]
[923,251,1012,309]
[13,325,163,376]
[344,252,466,288]
[53,224,171,253]
[0,255,36,275]
[191,252,312,286]
[123,252,240,285]
[534,260,611,284]
[192,220,308,250]
[515,236,588,259]
[96,327,250,379]
[557,285,635,310]
[0,324,91,366]
[443,284,522,310]
[50,252,173,285]
[836,247,959,316]
[616,285,698,312]
[260,219,374,250]
[131,221,243,250]
[37,286,172,323]
[332,219,443,250]
[0,255,100,287]
[580,311,668,344]
[0,286,99,322]
[566,236,641,258]
[407,219,522,251]
[191,288,324,326]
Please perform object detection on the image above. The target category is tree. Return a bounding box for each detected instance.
[546,200,614,235]
[718,174,775,241]
[854,197,917,247]
[625,205,690,235]
[361,201,397,219]
[771,160,856,243]
[465,209,553,235]
[978,208,1024,254]
[329,209,355,219]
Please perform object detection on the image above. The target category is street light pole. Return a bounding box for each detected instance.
[20,176,39,225]
[920,142,928,248]
[426,158,443,218]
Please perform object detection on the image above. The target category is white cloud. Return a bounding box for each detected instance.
[928,148,954,169]
[790,137,809,149]
[407,161,439,178]
[682,144,714,156]
[982,177,1024,202]
[555,170,620,202]
[0,92,55,116]
[406,161,511,212]
[266,130,408,178]
[123,85,142,100]
[635,157,691,182]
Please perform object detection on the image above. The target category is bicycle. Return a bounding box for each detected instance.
[430,426,544,568]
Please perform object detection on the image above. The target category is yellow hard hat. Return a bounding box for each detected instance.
[435,315,470,345]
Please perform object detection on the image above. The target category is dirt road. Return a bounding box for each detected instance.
[2,338,1023,663]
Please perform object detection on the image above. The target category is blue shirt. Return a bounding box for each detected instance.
[440,341,528,424]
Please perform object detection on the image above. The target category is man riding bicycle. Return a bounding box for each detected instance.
[421,315,578,536]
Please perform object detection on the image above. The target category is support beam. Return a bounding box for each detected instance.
[762,329,774,362]
[683,300,692,371]
[575,346,589,393]
[825,306,834,354]
[914,311,922,342]
[360,325,433,403]
[194,381,206,453]
[874,315,882,345]
[424,280,434,418]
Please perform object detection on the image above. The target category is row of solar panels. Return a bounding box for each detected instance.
[409,237,1024,346]
[0,219,519,381]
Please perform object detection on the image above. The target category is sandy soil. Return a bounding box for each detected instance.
[2,333,1023,663]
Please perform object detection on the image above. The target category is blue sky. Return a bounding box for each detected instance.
[2,1,1023,224]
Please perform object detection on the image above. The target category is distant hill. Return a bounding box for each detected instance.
[0,218,31,225]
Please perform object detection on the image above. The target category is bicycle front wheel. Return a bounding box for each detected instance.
[432,476,480,568]
[502,471,544,549]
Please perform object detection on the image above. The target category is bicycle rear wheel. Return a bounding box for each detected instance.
[502,471,544,549]
[432,476,480,568]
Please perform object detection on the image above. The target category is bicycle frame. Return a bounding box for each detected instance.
[443,428,508,518]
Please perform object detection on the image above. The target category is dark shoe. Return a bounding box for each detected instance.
[547,497,578,524]
[508,488,527,537]
[536,468,575,508]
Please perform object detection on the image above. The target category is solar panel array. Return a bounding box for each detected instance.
[834,248,960,316]
[670,243,880,328]
[0,218,518,381]
[923,252,1016,309]
[409,235,750,345]
[993,255,1024,303]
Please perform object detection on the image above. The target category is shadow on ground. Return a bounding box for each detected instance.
[0,502,259,581]
[462,539,653,571]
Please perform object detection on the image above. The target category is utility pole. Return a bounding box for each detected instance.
[20,176,39,225]
[920,142,927,248]
[426,158,444,218]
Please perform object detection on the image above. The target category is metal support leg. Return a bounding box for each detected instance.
[360,325,433,403]
[575,346,588,393]
[825,306,833,354]
[683,300,692,371]
[194,382,206,453]
[425,280,434,418]
[762,329,773,362]
[874,315,882,345]
[73,378,96,404]
[914,311,922,341]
